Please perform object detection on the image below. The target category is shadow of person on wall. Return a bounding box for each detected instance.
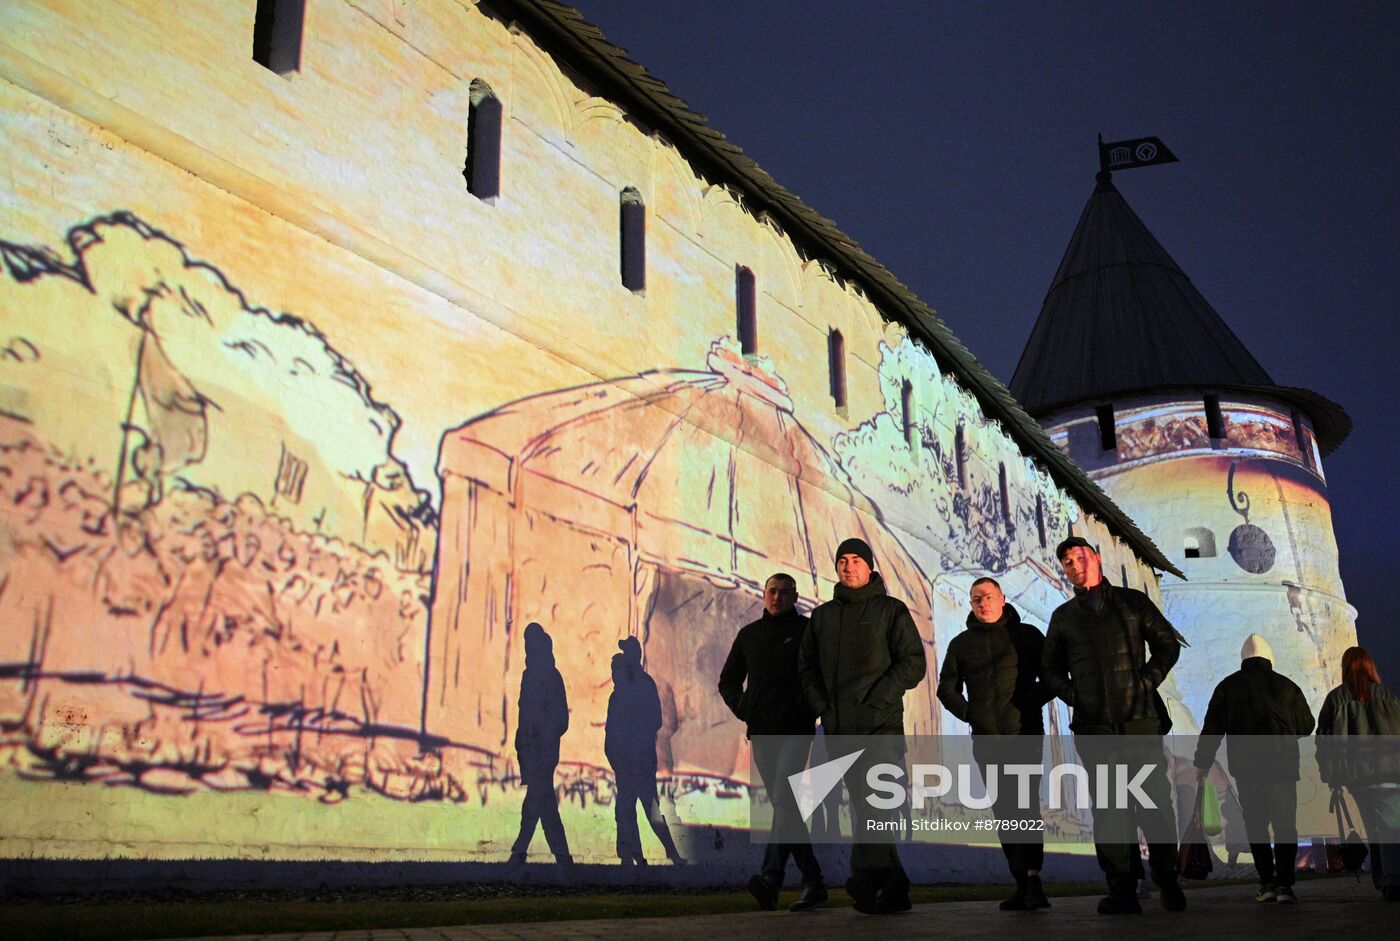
[509,622,572,871]
[606,637,685,868]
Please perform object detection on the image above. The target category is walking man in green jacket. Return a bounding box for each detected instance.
[798,538,927,914]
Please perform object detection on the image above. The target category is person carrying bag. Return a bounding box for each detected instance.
[1178,783,1215,881]
[1329,786,1370,876]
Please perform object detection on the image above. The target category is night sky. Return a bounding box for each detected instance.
[576,1,1400,680]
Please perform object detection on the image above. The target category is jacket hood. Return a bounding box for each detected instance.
[965,602,1022,632]
[833,570,887,603]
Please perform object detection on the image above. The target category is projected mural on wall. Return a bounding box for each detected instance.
[0,211,1115,863]
[0,0,1184,870]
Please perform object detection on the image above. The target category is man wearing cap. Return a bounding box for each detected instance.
[1042,536,1185,915]
[1193,634,1315,903]
[798,537,927,914]
[719,573,827,912]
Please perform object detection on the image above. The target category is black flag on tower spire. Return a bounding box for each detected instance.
[1097,134,1179,172]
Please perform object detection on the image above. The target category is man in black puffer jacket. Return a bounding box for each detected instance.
[798,537,927,914]
[1192,633,1314,903]
[1042,536,1184,916]
[719,573,826,913]
[938,577,1051,911]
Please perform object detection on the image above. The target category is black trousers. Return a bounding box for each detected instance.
[1235,778,1298,887]
[752,735,824,888]
[828,733,909,892]
[1073,732,1179,884]
[972,735,1046,877]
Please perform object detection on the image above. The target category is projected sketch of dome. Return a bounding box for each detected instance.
[425,339,940,782]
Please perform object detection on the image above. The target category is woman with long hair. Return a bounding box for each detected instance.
[1316,646,1400,900]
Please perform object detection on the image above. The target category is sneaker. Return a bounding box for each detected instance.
[1275,885,1297,904]
[1255,884,1277,903]
[747,874,778,912]
[788,883,829,912]
[1096,894,1143,915]
[1024,875,1051,909]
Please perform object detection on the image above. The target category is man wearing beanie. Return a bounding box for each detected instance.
[1193,633,1315,903]
[938,577,1051,911]
[1042,536,1184,915]
[719,573,827,912]
[798,537,927,914]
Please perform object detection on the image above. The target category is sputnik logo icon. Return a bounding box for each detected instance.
[788,748,864,821]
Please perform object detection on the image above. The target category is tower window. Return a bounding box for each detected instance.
[1121,564,1129,587]
[998,463,1011,525]
[1184,526,1217,559]
[1095,403,1117,451]
[828,329,847,408]
[1035,494,1047,548]
[901,380,914,446]
[465,79,502,200]
[736,266,757,354]
[954,422,967,488]
[253,0,304,74]
[620,188,645,292]
[1204,395,1224,440]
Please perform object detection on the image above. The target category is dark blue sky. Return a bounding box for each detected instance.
[578,1,1400,679]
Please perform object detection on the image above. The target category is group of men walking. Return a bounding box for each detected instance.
[511,525,1364,914]
[718,532,1319,916]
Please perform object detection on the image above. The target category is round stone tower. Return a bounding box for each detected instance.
[1010,170,1355,721]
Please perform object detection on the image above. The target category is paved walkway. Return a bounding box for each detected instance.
[167,877,1388,940]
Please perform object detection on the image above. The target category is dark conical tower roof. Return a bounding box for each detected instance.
[1009,171,1349,455]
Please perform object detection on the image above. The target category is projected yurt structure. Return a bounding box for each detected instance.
[425,341,940,783]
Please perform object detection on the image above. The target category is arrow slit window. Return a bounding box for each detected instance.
[1095,403,1116,451]
[736,266,757,353]
[466,80,502,200]
[620,188,645,292]
[828,329,847,408]
[999,462,1011,526]
[901,380,914,446]
[252,0,305,74]
[955,422,967,488]
[1205,395,1225,441]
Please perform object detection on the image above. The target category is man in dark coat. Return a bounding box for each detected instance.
[719,573,827,912]
[938,577,1050,910]
[798,537,927,914]
[509,622,572,867]
[1193,633,1314,903]
[1042,536,1185,915]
